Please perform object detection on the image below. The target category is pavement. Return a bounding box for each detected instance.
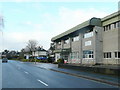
[32,62,120,87]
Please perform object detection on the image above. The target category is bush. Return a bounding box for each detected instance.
[40,60,48,63]
[29,59,40,62]
[21,59,48,63]
[57,59,64,63]
[47,57,55,63]
[53,62,58,64]
[31,59,35,62]
[22,59,29,62]
[47,58,52,63]
[17,57,24,60]
[36,59,40,62]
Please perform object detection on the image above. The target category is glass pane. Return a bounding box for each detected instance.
[114,23,116,28]
[104,53,105,58]
[107,53,109,58]
[108,25,111,30]
[83,55,85,58]
[85,41,91,46]
[106,26,108,30]
[118,52,120,58]
[118,21,120,27]
[89,55,92,58]
[84,32,93,38]
[92,55,94,58]
[115,52,117,58]
[64,39,69,44]
[109,52,111,58]
[73,36,79,41]
[104,26,106,31]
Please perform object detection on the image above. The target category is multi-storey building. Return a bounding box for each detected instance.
[51,11,120,65]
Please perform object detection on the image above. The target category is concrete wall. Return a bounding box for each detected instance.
[70,41,81,63]
[82,59,95,64]
[58,63,120,76]
[71,41,80,52]
[103,59,120,64]
[102,28,119,64]
[82,37,93,50]
[63,43,70,49]
[82,31,95,64]
[93,26,103,64]
[103,28,118,51]
[56,44,61,49]
[119,27,120,52]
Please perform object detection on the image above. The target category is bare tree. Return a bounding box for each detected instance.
[26,40,38,55]
[26,40,38,63]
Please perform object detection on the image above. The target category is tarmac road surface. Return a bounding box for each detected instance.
[2,60,117,88]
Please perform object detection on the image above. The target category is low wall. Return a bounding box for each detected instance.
[58,63,120,76]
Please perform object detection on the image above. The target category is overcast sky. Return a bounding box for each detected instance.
[0,0,119,52]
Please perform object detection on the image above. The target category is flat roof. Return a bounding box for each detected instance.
[51,17,101,41]
[101,11,119,22]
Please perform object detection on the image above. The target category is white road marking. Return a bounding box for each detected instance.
[37,79,48,87]
[24,71,29,74]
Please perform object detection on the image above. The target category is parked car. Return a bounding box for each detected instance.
[2,58,8,63]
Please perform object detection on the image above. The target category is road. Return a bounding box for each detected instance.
[2,60,117,88]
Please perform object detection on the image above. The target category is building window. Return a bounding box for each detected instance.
[73,36,79,42]
[83,50,93,59]
[115,52,117,58]
[104,21,120,32]
[114,22,117,28]
[104,52,111,58]
[118,22,120,28]
[63,55,68,60]
[84,32,93,38]
[116,22,119,28]
[111,24,114,29]
[113,21,119,29]
[85,41,91,46]
[104,26,106,31]
[104,25,111,31]
[118,52,120,58]
[106,26,108,31]
[114,52,120,58]
[108,24,111,30]
[64,39,69,44]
